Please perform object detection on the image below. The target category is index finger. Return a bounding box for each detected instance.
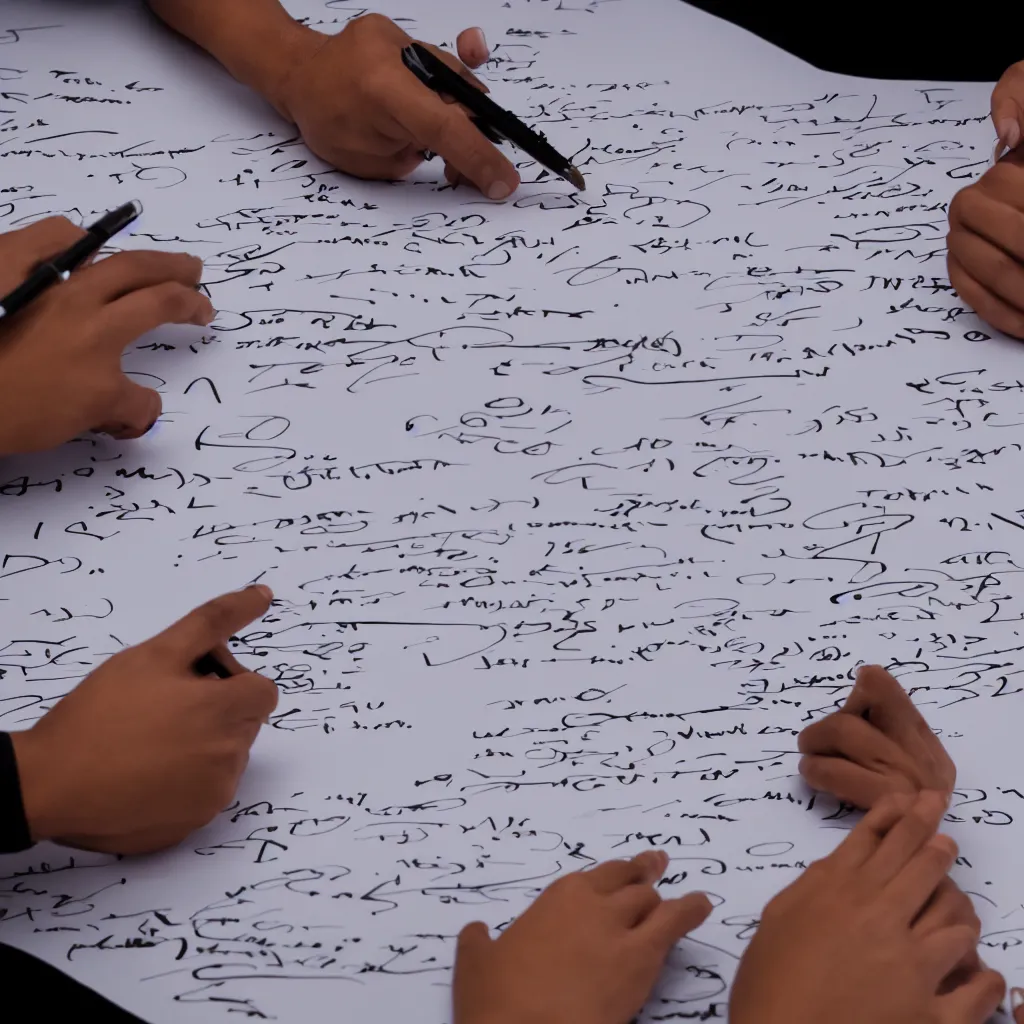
[585,851,666,893]
[148,585,273,667]
[68,249,203,306]
[992,61,1024,158]
[387,88,519,199]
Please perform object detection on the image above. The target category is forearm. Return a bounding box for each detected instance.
[144,0,324,117]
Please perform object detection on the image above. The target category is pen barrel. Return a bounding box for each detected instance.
[0,263,64,319]
[52,231,103,275]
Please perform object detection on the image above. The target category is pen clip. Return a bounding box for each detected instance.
[401,44,433,83]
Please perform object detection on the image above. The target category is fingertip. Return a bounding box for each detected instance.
[651,849,670,877]
[1012,986,1024,1020]
[457,920,491,947]
[190,294,215,326]
[928,832,958,863]
[632,848,669,881]
[688,891,714,919]
[672,890,714,931]
[996,117,1022,152]
[458,26,488,67]
[103,385,163,440]
[185,252,205,279]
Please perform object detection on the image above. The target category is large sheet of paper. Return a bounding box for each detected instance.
[0,1,1015,1020]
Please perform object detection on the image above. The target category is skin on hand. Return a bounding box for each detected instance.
[730,792,1004,1024]
[0,218,214,455]
[10,586,278,855]
[798,664,955,809]
[452,850,712,1024]
[270,16,521,199]
[946,63,1024,338]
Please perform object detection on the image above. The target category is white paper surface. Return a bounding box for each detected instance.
[0,1,1016,1021]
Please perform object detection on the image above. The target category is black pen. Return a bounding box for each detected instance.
[193,652,233,679]
[400,42,585,191]
[0,200,142,320]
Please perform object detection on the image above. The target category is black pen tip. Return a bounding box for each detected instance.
[566,165,586,191]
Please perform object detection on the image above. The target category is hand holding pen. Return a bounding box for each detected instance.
[262,15,581,199]
[0,211,214,456]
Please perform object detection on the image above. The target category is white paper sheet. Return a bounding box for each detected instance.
[0,1,1016,1021]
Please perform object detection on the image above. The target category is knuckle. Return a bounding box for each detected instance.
[555,872,585,895]
[25,214,80,241]
[354,12,391,34]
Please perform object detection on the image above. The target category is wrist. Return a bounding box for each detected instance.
[250,23,329,122]
[9,729,61,842]
[146,0,327,121]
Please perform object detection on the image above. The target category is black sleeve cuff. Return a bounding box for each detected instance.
[0,733,33,853]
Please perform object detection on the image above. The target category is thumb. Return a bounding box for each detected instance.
[94,376,161,440]
[992,61,1024,158]
[1012,987,1024,1024]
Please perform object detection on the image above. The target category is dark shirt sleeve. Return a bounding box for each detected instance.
[0,732,33,853]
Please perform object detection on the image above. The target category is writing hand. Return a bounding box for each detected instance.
[269,16,520,199]
[453,850,712,1024]
[947,64,1024,337]
[798,664,955,808]
[0,217,213,454]
[9,586,278,855]
[730,792,1003,1024]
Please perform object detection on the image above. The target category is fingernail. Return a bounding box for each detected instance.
[469,26,487,56]
[1011,987,1024,1011]
[998,119,1021,152]
[249,584,274,601]
[488,181,511,201]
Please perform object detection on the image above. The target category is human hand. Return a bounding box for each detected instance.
[0,216,213,455]
[947,63,1024,337]
[452,850,712,1024]
[9,586,278,855]
[798,664,955,808]
[270,16,521,199]
[730,792,1003,1024]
